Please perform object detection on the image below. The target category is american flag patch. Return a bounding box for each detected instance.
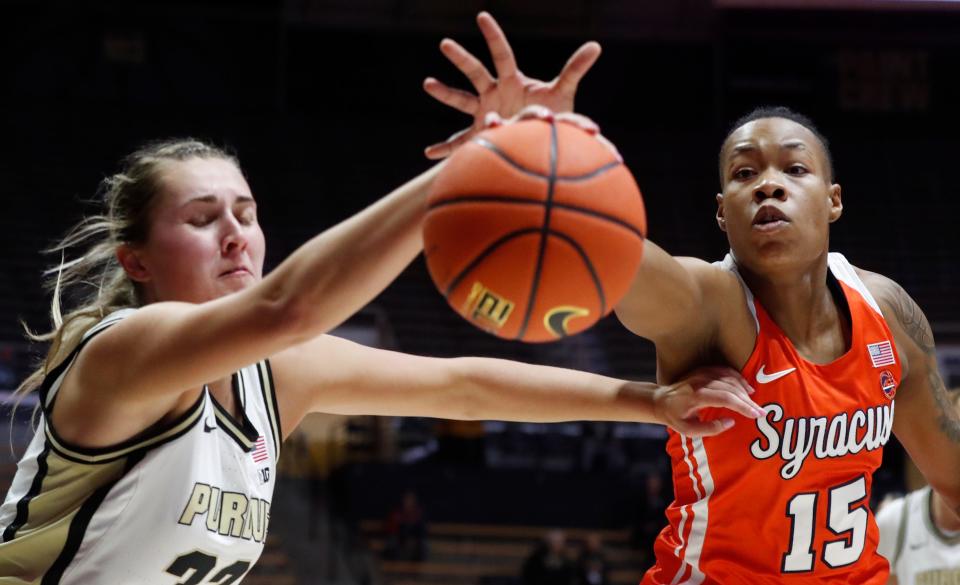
[252,435,269,463]
[867,341,896,367]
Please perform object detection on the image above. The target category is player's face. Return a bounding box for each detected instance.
[131,157,266,304]
[716,117,842,276]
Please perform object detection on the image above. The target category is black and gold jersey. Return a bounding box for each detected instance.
[0,309,282,584]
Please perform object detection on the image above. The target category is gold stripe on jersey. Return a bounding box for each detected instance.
[207,371,260,452]
[256,361,282,456]
[44,392,205,465]
[0,451,129,581]
[212,402,257,451]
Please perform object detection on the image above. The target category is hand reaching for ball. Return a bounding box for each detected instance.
[423,11,602,160]
[484,105,622,164]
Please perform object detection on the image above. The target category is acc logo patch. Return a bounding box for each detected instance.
[464,281,514,330]
[544,306,590,338]
[879,369,897,400]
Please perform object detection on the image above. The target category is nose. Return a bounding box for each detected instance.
[221,219,248,256]
[753,174,786,202]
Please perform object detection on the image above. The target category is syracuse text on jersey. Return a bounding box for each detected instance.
[751,401,895,480]
[178,482,271,543]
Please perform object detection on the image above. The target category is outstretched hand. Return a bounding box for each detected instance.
[654,366,765,438]
[423,11,601,159]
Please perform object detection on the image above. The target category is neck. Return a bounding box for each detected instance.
[737,252,849,363]
[932,490,960,533]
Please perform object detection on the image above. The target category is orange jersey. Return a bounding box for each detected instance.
[644,253,900,584]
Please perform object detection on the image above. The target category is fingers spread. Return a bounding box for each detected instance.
[424,144,449,160]
[556,41,601,94]
[423,78,480,115]
[476,12,518,80]
[424,127,472,160]
[440,38,495,93]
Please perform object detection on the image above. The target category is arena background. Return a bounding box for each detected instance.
[1,1,959,583]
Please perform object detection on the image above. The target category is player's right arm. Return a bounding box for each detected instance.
[614,243,756,381]
[53,163,444,446]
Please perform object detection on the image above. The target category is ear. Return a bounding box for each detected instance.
[116,245,151,283]
[716,193,727,232]
[827,183,843,223]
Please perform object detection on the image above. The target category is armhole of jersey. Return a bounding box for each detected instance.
[893,493,911,566]
[45,390,206,465]
[37,308,207,465]
[715,252,759,333]
[257,359,282,457]
[827,253,883,316]
[40,308,136,412]
[827,252,903,371]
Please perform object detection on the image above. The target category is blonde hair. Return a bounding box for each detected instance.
[16,138,237,397]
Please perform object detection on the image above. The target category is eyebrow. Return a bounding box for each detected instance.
[781,140,808,152]
[182,195,256,207]
[728,140,810,158]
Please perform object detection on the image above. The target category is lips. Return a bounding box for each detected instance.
[752,205,790,226]
[219,266,252,277]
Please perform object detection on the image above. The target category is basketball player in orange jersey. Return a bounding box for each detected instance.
[425,13,959,583]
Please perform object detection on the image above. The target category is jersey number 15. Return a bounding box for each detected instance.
[782,476,869,573]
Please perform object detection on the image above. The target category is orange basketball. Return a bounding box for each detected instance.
[423,118,647,343]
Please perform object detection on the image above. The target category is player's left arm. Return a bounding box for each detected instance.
[864,270,960,514]
[268,333,761,440]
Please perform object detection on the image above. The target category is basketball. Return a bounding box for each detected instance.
[423,118,647,343]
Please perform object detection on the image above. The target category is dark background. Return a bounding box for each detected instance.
[2,0,958,376]
[1,0,957,578]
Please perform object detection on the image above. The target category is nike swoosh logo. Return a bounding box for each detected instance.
[203,420,217,433]
[756,365,797,384]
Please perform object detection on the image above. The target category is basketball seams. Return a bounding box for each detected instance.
[442,228,542,296]
[423,119,647,343]
[474,137,621,182]
[558,160,622,182]
[515,122,559,340]
[428,196,646,240]
[547,231,607,315]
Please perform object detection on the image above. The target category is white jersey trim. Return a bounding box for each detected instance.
[670,436,712,585]
[46,394,206,464]
[827,253,883,316]
[715,253,759,333]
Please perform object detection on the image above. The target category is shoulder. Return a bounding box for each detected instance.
[659,256,756,375]
[854,266,934,356]
[679,256,742,286]
[853,266,901,308]
[854,266,922,325]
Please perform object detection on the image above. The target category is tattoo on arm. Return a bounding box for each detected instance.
[928,366,960,443]
[886,280,935,355]
[883,279,960,442]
